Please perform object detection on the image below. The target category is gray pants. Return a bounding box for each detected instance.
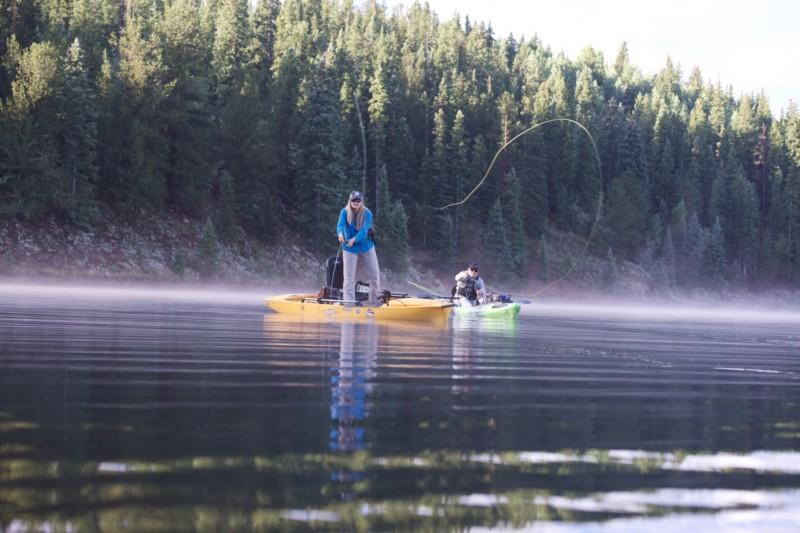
[342,247,381,306]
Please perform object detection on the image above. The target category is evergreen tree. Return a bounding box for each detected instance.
[501,168,527,276]
[537,234,549,282]
[376,164,409,270]
[368,61,389,211]
[604,171,646,257]
[56,38,98,226]
[703,217,727,284]
[681,212,705,286]
[97,15,169,211]
[158,0,213,217]
[212,0,249,104]
[294,50,348,247]
[1,40,61,220]
[486,198,512,273]
[249,0,281,94]
[661,227,676,288]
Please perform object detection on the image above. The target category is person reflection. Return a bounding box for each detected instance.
[329,321,378,452]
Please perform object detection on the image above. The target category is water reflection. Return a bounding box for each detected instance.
[329,322,378,452]
[1,291,800,531]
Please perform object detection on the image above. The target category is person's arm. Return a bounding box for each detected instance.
[336,209,347,242]
[476,278,486,291]
[455,271,468,282]
[352,209,372,243]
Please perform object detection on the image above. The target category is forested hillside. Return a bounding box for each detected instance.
[1,0,799,289]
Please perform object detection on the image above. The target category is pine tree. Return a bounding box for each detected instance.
[212,0,249,104]
[537,234,549,282]
[2,40,61,220]
[486,198,511,274]
[249,0,281,94]
[295,50,348,247]
[605,171,646,257]
[703,217,727,284]
[158,0,213,217]
[681,212,705,286]
[97,15,169,211]
[661,227,676,288]
[368,61,390,210]
[501,168,527,276]
[376,164,409,270]
[56,38,98,226]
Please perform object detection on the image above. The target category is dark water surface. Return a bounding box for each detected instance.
[1,285,799,531]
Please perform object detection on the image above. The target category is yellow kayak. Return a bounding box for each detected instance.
[265,294,453,323]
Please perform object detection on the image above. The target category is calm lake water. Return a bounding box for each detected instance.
[1,284,799,532]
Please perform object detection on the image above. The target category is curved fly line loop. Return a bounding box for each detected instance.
[439,118,604,297]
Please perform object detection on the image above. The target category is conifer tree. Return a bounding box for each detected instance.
[681,212,705,286]
[661,227,676,288]
[486,198,512,273]
[703,217,727,284]
[501,168,527,276]
[212,0,249,104]
[376,164,409,270]
[249,0,281,94]
[2,40,61,220]
[295,50,348,247]
[158,0,213,216]
[57,38,98,226]
[537,234,549,282]
[605,171,646,256]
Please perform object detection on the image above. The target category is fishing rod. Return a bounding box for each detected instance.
[438,118,604,297]
[408,280,458,300]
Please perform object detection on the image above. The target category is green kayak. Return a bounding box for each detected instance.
[452,301,521,319]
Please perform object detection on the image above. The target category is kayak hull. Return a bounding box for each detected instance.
[452,301,521,319]
[265,294,453,323]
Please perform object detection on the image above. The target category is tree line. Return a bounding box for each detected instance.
[1,0,799,285]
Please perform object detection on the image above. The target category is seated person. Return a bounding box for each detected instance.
[454,262,486,305]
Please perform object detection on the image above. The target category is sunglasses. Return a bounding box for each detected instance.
[350,198,362,203]
[470,268,478,272]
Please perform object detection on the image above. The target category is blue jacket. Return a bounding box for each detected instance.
[337,208,375,254]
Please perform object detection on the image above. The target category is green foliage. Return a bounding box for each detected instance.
[294,51,348,247]
[212,0,250,103]
[56,39,99,226]
[501,168,527,276]
[0,0,798,290]
[604,171,646,257]
[486,198,512,274]
[376,165,409,270]
[681,212,705,286]
[703,217,727,284]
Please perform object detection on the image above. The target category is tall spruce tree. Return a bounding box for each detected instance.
[294,49,348,247]
[57,38,98,226]
[703,217,727,284]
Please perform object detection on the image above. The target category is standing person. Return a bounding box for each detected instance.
[454,262,486,306]
[337,191,382,306]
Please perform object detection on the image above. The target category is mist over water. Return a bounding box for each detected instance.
[0,282,798,531]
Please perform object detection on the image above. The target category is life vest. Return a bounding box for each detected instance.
[456,276,479,300]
